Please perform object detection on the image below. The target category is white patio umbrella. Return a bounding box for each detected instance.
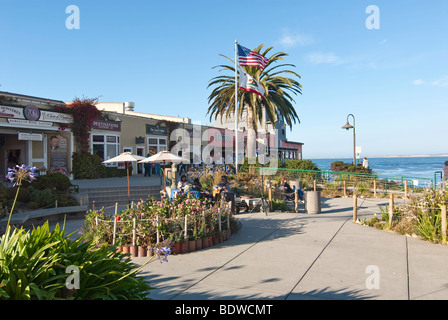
[103,152,146,204]
[138,150,189,192]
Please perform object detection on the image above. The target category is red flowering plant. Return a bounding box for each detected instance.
[54,97,102,153]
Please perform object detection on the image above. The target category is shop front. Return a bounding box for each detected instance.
[0,97,73,179]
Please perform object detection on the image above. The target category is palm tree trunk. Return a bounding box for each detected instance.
[246,104,257,164]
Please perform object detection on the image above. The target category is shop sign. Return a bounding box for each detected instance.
[40,110,72,123]
[18,132,43,141]
[0,105,24,119]
[92,119,121,131]
[0,104,72,123]
[146,124,167,136]
[135,136,145,144]
[8,119,54,127]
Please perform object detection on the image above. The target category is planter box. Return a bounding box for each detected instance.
[202,237,209,249]
[180,241,188,254]
[196,238,203,250]
[138,246,147,257]
[188,240,196,252]
[208,235,213,248]
[129,245,138,257]
[172,242,181,255]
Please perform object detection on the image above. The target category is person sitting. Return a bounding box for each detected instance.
[280,177,304,203]
[213,175,231,201]
[192,178,202,192]
[177,175,189,194]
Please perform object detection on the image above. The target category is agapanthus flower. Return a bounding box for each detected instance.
[6,164,38,187]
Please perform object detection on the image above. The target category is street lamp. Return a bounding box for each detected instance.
[342,114,356,165]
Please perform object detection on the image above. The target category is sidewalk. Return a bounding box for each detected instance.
[133,197,448,300]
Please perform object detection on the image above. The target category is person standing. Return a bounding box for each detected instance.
[362,157,370,169]
[144,154,151,177]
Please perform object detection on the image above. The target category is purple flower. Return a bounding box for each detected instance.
[6,164,38,187]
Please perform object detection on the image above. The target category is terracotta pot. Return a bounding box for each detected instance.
[129,245,138,257]
[227,229,231,240]
[202,237,209,249]
[122,245,130,254]
[172,242,181,255]
[138,246,147,257]
[188,240,196,252]
[222,230,227,241]
[212,233,220,245]
[196,238,203,250]
[116,245,123,253]
[180,241,188,254]
[208,235,213,247]
[147,247,154,257]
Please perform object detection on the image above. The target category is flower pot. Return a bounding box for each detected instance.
[213,233,220,245]
[129,245,138,257]
[147,247,154,257]
[202,237,209,249]
[196,238,203,250]
[222,230,227,241]
[122,245,131,254]
[188,240,196,252]
[138,246,147,257]
[172,242,181,255]
[180,241,188,254]
[227,229,231,240]
[116,245,123,253]
[208,235,213,247]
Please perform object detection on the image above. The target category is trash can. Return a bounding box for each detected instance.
[305,191,321,214]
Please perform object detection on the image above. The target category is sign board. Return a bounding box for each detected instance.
[146,124,168,136]
[92,119,121,131]
[8,119,54,127]
[135,136,145,144]
[18,132,43,141]
[0,104,72,123]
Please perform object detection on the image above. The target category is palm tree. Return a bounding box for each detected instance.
[207,44,302,162]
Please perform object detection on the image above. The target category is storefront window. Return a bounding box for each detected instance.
[147,136,167,155]
[92,134,120,166]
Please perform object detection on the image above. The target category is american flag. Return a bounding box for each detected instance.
[237,44,269,70]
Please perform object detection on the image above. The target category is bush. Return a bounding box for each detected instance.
[30,173,73,193]
[330,161,372,174]
[72,152,129,179]
[0,222,153,300]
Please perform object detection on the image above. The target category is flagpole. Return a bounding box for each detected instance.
[234,40,239,174]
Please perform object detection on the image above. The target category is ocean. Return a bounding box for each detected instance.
[310,156,447,186]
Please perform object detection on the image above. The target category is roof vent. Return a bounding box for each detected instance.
[124,101,135,111]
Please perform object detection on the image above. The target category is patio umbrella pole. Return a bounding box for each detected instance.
[126,161,131,205]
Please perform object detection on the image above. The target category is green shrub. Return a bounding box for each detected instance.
[28,188,58,209]
[0,222,152,300]
[72,152,129,179]
[30,173,73,193]
[272,199,291,212]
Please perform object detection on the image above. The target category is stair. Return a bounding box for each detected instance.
[80,185,162,210]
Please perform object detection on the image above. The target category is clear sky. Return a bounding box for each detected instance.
[1,0,447,159]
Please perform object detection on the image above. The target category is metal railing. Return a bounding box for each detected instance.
[241,166,435,191]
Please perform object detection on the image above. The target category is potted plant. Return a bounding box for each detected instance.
[180,234,188,254]
[196,228,204,250]
[147,244,154,257]
[137,238,147,258]
[188,232,197,253]
[115,237,125,253]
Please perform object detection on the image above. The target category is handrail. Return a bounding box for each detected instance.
[241,166,434,187]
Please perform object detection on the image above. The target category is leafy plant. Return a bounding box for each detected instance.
[0,222,153,300]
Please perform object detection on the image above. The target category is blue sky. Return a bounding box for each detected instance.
[1,0,447,159]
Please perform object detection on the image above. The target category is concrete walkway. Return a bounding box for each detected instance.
[133,197,448,300]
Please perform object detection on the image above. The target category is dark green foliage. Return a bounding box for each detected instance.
[30,173,73,193]
[279,159,319,171]
[330,161,372,174]
[72,152,128,180]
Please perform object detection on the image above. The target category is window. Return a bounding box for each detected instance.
[147,136,167,156]
[91,134,120,166]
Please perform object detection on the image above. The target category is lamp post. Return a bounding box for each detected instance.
[341,114,356,165]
